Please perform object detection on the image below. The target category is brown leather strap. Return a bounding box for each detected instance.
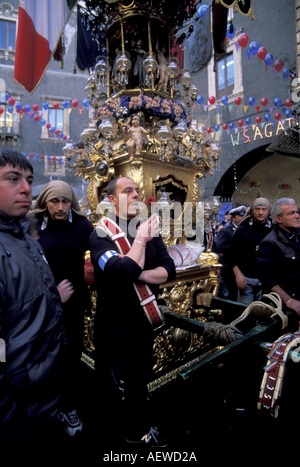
[100,217,164,330]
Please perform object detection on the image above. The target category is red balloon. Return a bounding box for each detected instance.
[206,127,212,133]
[235,96,242,105]
[238,119,244,127]
[53,101,59,109]
[33,114,40,122]
[54,128,60,136]
[222,123,228,130]
[274,59,284,72]
[274,112,281,120]
[256,116,262,124]
[72,99,79,108]
[0,107,4,115]
[22,106,27,113]
[63,134,68,140]
[46,122,51,129]
[238,33,249,48]
[260,97,268,107]
[285,98,292,108]
[8,97,15,106]
[257,47,267,60]
[32,103,39,111]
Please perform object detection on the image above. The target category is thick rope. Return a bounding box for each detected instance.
[203,293,288,346]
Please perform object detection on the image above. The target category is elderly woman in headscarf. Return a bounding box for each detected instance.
[230,197,273,305]
[28,180,94,436]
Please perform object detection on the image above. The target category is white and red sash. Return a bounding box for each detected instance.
[99,217,165,330]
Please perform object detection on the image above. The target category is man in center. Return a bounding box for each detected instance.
[89,177,175,447]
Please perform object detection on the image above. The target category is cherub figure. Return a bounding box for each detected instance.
[126,114,149,160]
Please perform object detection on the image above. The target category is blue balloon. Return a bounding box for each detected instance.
[249,41,259,55]
[248,96,255,106]
[40,118,46,126]
[246,117,252,125]
[24,104,31,112]
[7,105,14,113]
[221,95,228,105]
[62,99,69,109]
[229,122,235,129]
[226,24,236,40]
[264,113,271,122]
[83,98,89,108]
[286,109,292,117]
[214,125,220,132]
[264,53,274,66]
[42,101,49,110]
[198,5,209,18]
[50,126,55,133]
[197,95,204,105]
[15,102,22,111]
[282,68,290,79]
[274,97,281,107]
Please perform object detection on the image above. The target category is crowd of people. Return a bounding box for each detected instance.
[0,147,299,450]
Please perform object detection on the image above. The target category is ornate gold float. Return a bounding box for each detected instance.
[65,0,224,385]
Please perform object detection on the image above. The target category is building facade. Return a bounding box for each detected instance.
[0,0,298,208]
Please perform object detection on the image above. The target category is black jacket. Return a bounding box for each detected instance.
[257,226,300,300]
[89,217,176,333]
[0,213,66,445]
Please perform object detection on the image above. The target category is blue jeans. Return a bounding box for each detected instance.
[237,277,262,305]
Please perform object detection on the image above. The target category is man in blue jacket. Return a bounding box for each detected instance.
[0,148,66,447]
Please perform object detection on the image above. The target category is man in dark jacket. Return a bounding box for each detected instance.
[29,181,94,436]
[0,149,66,447]
[89,176,176,447]
[231,197,273,304]
[216,205,246,300]
[257,197,300,315]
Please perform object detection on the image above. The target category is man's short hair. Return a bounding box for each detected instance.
[271,198,296,222]
[0,148,33,174]
[106,177,119,197]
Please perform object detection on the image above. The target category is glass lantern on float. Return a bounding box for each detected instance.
[143,53,158,89]
[115,52,131,88]
[155,122,172,162]
[166,57,180,97]
[95,56,109,87]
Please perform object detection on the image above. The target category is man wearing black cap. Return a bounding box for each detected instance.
[216,205,246,300]
[231,197,273,305]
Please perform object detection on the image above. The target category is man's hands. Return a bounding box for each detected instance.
[57,279,74,303]
[136,214,160,243]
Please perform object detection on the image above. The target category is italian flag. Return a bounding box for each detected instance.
[14,0,77,93]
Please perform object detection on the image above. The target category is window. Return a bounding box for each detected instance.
[0,19,16,50]
[0,93,20,138]
[48,108,64,138]
[216,53,234,99]
[41,99,70,141]
[44,156,66,176]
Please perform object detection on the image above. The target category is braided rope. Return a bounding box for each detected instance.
[203,293,288,346]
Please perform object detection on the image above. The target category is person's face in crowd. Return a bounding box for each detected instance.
[253,205,269,223]
[275,204,300,233]
[109,177,140,220]
[232,213,244,225]
[0,165,33,219]
[46,197,72,221]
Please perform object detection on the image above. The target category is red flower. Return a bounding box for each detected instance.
[146,196,155,205]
